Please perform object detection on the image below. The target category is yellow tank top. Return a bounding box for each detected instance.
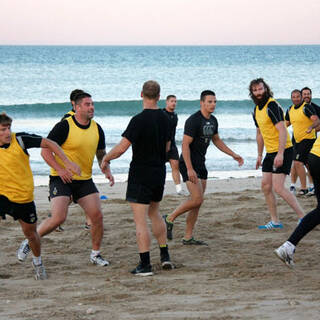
[50,117,99,180]
[255,98,292,153]
[0,133,34,203]
[310,136,320,158]
[288,102,316,143]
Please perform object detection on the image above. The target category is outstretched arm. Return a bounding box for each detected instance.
[256,128,264,169]
[212,133,244,166]
[40,138,80,183]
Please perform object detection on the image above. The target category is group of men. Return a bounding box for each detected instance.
[1,79,319,279]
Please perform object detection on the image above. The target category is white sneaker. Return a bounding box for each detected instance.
[90,254,109,266]
[32,262,48,280]
[17,239,30,262]
[274,242,295,268]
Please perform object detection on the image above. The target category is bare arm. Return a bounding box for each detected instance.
[256,128,264,169]
[212,134,243,166]
[40,138,80,183]
[181,134,198,184]
[307,115,320,133]
[273,121,287,168]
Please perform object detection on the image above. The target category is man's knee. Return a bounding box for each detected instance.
[261,180,272,194]
[89,210,103,225]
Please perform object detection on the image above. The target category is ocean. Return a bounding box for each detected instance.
[1,45,319,185]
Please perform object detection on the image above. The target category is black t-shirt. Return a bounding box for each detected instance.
[162,108,178,147]
[122,109,171,185]
[1,132,42,155]
[180,110,218,166]
[47,116,105,150]
[253,101,285,128]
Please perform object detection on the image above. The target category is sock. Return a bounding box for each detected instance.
[139,251,150,266]
[271,221,281,225]
[175,184,182,193]
[290,183,295,187]
[91,250,100,258]
[32,255,42,266]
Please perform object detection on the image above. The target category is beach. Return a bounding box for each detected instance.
[1,177,319,320]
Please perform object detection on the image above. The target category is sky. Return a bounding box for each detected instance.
[1,0,320,45]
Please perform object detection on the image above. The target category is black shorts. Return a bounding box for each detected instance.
[166,145,179,161]
[179,160,208,182]
[0,195,37,224]
[49,176,98,202]
[293,139,316,164]
[262,147,293,175]
[126,182,164,204]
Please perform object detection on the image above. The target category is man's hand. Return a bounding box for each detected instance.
[256,155,262,169]
[187,168,198,184]
[56,167,73,184]
[233,154,244,166]
[65,161,81,176]
[273,153,284,168]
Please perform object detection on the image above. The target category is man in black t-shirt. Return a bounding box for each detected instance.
[101,81,174,276]
[163,95,185,195]
[163,91,243,245]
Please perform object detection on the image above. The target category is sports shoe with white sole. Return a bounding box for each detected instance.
[32,262,48,280]
[90,254,109,266]
[131,263,153,276]
[17,239,30,262]
[274,242,295,268]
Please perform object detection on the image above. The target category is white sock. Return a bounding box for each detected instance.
[175,184,182,193]
[290,183,295,187]
[91,250,100,258]
[271,220,281,225]
[32,256,42,266]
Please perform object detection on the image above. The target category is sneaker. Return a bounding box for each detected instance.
[163,214,173,240]
[289,186,296,194]
[17,239,30,262]
[298,189,309,196]
[90,254,109,266]
[131,263,153,276]
[84,223,91,230]
[182,237,208,246]
[307,187,315,197]
[177,190,188,196]
[274,243,295,268]
[160,252,174,270]
[258,221,283,230]
[55,225,64,232]
[32,262,48,280]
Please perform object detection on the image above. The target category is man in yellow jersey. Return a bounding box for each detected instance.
[101,81,174,276]
[17,93,114,267]
[275,117,320,267]
[61,89,84,121]
[250,78,305,229]
[0,113,79,279]
[285,89,318,195]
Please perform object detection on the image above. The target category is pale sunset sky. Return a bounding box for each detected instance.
[1,0,319,45]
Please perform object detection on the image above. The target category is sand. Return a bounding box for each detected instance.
[1,177,320,320]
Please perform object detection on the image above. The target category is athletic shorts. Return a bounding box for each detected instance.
[293,139,316,164]
[166,145,179,161]
[126,181,164,204]
[0,195,37,224]
[262,147,293,175]
[179,160,208,182]
[49,176,98,202]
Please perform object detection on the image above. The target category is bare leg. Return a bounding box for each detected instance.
[272,173,305,219]
[77,193,103,251]
[19,220,41,257]
[261,172,279,222]
[294,161,307,190]
[148,201,167,246]
[169,159,181,186]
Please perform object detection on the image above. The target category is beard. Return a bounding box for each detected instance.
[252,92,268,106]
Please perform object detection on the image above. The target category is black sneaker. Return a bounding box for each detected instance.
[130,263,153,276]
[160,252,174,270]
[162,214,173,240]
[182,237,208,246]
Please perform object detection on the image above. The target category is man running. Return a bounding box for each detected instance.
[17,92,113,267]
[163,90,243,244]
[0,113,79,279]
[285,89,318,196]
[250,78,305,229]
[163,95,185,195]
[101,81,174,276]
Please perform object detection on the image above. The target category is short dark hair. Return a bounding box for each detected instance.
[0,112,12,126]
[301,87,312,94]
[248,78,273,103]
[291,89,301,96]
[70,89,84,102]
[166,95,176,101]
[200,90,215,101]
[74,92,92,106]
[142,81,160,100]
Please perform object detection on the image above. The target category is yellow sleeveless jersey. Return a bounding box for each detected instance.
[255,98,292,153]
[0,133,34,203]
[310,136,320,158]
[288,102,316,143]
[50,117,99,180]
